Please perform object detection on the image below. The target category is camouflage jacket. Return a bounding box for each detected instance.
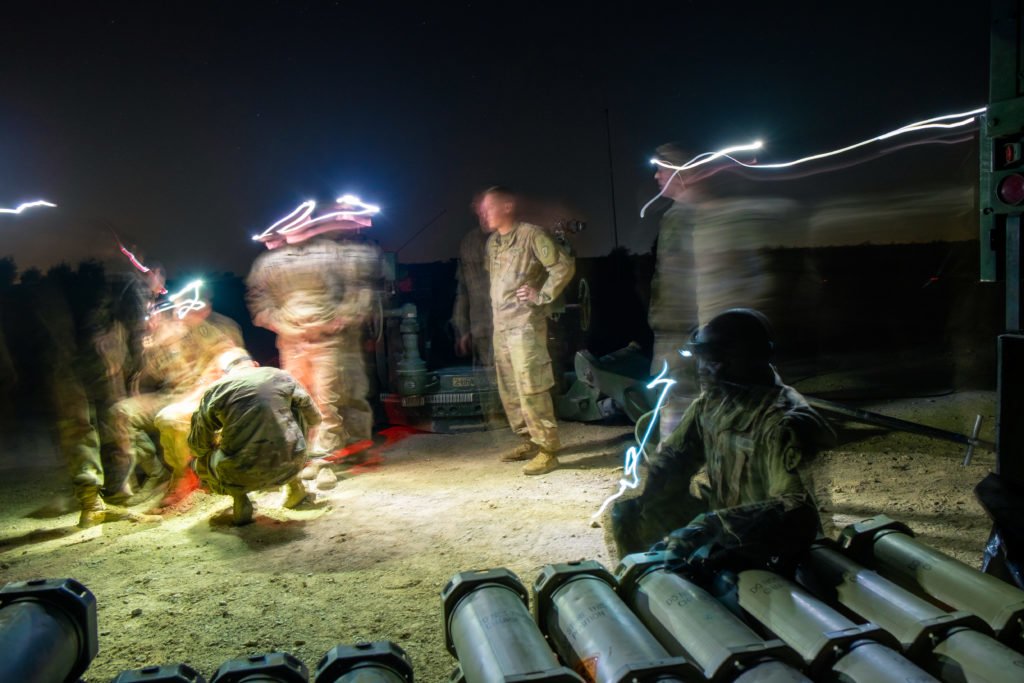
[648,201,697,333]
[246,238,379,340]
[485,222,574,331]
[648,375,834,512]
[188,366,321,467]
[452,227,492,339]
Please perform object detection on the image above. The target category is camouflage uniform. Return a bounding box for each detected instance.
[247,238,379,453]
[487,222,574,452]
[612,374,833,555]
[649,201,700,440]
[189,366,321,494]
[109,312,244,489]
[452,227,493,367]
[36,272,147,504]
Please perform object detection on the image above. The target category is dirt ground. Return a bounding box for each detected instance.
[0,389,999,682]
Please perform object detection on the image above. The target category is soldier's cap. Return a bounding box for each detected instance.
[653,142,691,168]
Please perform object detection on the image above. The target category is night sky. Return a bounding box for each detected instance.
[0,1,990,277]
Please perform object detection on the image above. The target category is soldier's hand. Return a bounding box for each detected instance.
[515,285,540,305]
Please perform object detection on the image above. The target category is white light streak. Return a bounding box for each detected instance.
[150,279,206,319]
[252,201,316,241]
[253,195,379,243]
[593,362,677,518]
[336,194,381,215]
[640,106,986,217]
[0,200,57,215]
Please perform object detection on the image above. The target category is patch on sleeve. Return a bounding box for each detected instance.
[535,232,558,267]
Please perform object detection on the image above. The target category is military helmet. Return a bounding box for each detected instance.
[687,308,774,364]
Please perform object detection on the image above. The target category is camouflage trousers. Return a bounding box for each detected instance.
[53,375,114,499]
[108,392,191,490]
[279,333,372,454]
[493,321,560,453]
[196,448,303,496]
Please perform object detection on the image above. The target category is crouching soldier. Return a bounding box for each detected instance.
[188,349,321,525]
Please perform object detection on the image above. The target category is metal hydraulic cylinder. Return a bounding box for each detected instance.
[210,652,308,683]
[441,568,582,682]
[315,641,413,683]
[111,663,207,682]
[533,560,698,682]
[800,541,1024,682]
[735,569,939,682]
[841,515,1024,647]
[615,552,810,683]
[0,577,99,683]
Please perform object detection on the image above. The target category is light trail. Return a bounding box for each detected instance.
[0,200,57,215]
[253,195,380,241]
[593,362,677,518]
[641,106,986,217]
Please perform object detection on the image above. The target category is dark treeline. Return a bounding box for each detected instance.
[0,241,1000,423]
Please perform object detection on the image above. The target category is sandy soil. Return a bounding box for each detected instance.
[0,390,999,682]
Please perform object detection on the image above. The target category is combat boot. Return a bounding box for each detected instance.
[523,451,559,476]
[232,493,254,526]
[77,487,107,528]
[298,457,328,481]
[282,478,309,509]
[501,441,539,462]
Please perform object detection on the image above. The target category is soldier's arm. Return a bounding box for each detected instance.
[530,230,575,305]
[645,402,706,499]
[763,408,835,510]
[451,257,471,338]
[245,260,279,331]
[335,244,379,326]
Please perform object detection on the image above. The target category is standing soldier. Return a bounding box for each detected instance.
[648,143,703,440]
[37,261,163,527]
[481,187,574,475]
[247,198,380,457]
[452,195,494,367]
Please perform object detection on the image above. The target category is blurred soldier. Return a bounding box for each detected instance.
[110,295,244,509]
[648,143,702,440]
[189,349,321,525]
[37,262,163,527]
[452,195,494,366]
[247,201,380,456]
[481,187,575,475]
[611,309,834,557]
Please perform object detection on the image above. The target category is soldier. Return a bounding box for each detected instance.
[109,298,245,510]
[37,262,162,527]
[611,309,834,557]
[648,143,702,440]
[189,349,321,525]
[246,203,380,457]
[481,187,575,475]
[452,194,494,367]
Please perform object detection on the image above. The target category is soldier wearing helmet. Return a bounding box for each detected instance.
[611,309,834,559]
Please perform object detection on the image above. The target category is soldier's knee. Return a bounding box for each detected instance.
[611,498,646,557]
